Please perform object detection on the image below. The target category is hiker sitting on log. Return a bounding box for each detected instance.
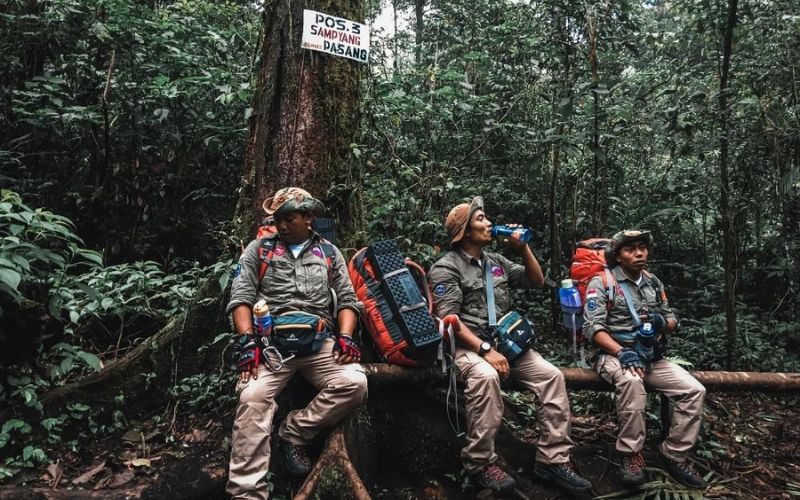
[225,187,367,500]
[582,229,708,489]
[428,196,592,496]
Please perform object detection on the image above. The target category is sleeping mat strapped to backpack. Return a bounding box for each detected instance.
[348,240,442,367]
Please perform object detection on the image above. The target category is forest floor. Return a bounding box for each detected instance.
[0,390,797,499]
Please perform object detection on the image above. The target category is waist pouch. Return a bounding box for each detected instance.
[609,330,668,363]
[271,311,330,357]
[492,311,536,364]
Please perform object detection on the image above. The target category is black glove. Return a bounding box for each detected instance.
[231,333,261,373]
[333,334,361,360]
[617,347,646,370]
[646,312,667,332]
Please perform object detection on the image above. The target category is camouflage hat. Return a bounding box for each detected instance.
[262,187,325,217]
[445,196,484,245]
[610,229,653,253]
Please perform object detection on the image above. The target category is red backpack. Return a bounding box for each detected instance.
[570,238,617,308]
[348,240,443,367]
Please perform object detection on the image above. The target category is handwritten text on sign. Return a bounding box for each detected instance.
[301,10,370,63]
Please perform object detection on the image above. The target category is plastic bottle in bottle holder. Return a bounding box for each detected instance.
[558,279,583,330]
[253,300,273,336]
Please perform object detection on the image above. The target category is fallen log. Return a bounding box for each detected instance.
[363,364,800,393]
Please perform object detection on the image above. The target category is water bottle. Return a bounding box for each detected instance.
[490,225,532,243]
[558,279,583,331]
[253,300,273,336]
[635,321,656,361]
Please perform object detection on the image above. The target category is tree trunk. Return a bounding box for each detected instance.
[415,0,425,64]
[232,0,365,244]
[586,11,605,235]
[548,12,571,332]
[719,0,739,370]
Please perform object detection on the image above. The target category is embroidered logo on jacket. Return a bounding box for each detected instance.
[491,265,504,277]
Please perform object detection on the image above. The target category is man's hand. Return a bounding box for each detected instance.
[617,347,646,379]
[484,349,510,379]
[333,334,361,364]
[232,333,260,383]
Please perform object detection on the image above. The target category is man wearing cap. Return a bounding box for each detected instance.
[226,187,367,500]
[428,197,592,495]
[582,230,707,489]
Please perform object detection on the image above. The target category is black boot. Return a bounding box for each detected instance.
[471,464,517,493]
[281,439,312,477]
[620,452,647,487]
[661,456,707,489]
[534,461,593,494]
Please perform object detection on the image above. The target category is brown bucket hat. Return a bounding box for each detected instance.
[262,187,326,217]
[445,196,484,245]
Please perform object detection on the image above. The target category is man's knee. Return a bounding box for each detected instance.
[615,376,647,411]
[331,369,369,404]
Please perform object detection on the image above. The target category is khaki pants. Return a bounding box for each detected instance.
[226,338,368,500]
[455,348,574,472]
[595,354,705,462]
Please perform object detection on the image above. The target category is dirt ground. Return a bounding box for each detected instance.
[1,390,797,500]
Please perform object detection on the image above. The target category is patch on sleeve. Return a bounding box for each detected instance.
[433,283,447,296]
[231,263,241,279]
[491,265,505,277]
[586,288,598,298]
[586,298,598,312]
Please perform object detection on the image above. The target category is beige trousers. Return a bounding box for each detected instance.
[595,354,706,462]
[226,338,368,500]
[455,348,574,472]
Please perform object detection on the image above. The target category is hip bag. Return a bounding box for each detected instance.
[271,311,330,357]
[484,258,535,364]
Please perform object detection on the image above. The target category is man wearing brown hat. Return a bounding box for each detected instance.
[226,187,367,500]
[428,196,592,495]
[582,230,707,489]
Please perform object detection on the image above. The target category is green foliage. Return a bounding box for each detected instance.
[0,189,100,304]
[1,0,257,264]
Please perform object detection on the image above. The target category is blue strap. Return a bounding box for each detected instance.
[484,257,497,328]
[618,280,642,327]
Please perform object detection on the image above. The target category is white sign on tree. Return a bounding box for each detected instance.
[301,10,370,63]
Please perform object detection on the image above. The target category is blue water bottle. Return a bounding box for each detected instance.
[558,279,583,331]
[253,300,273,336]
[635,320,656,361]
[491,225,532,243]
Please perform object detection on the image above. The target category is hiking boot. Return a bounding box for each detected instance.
[620,452,647,487]
[281,439,312,477]
[661,457,707,489]
[471,464,517,493]
[534,461,593,493]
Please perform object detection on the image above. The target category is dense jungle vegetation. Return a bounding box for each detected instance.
[1,0,798,497]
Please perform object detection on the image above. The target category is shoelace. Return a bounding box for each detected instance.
[557,463,581,478]
[625,454,645,472]
[482,465,509,481]
[288,445,310,464]
[672,461,698,476]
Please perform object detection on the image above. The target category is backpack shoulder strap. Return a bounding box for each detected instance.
[318,240,337,285]
[599,266,617,311]
[257,236,279,283]
[642,270,664,306]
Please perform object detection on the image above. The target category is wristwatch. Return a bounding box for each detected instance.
[478,341,492,357]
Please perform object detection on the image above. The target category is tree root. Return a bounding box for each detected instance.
[295,423,370,500]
